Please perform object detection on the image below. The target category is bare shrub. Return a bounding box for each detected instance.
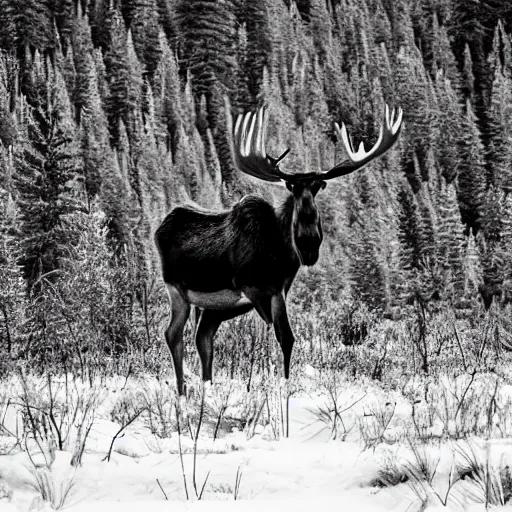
[27,466,75,510]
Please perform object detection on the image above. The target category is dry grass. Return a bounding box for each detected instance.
[27,466,76,510]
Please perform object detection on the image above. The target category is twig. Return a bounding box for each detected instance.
[454,370,477,422]
[285,389,290,439]
[198,470,211,500]
[192,387,206,498]
[452,322,467,371]
[156,479,168,500]
[213,404,227,442]
[102,408,145,462]
[120,363,133,391]
[175,402,189,500]
[234,465,243,500]
[46,375,64,451]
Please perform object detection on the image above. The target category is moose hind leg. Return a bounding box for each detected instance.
[271,293,295,379]
[164,285,191,396]
[195,309,223,383]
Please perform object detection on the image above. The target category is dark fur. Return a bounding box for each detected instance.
[155,181,326,395]
[155,196,297,295]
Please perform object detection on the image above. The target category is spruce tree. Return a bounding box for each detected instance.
[13,59,85,289]
[153,32,183,153]
[236,0,271,107]
[457,100,486,235]
[126,0,161,79]
[0,0,55,59]
[434,73,462,183]
[103,10,143,145]
[175,0,237,99]
[437,180,465,294]
[486,65,512,192]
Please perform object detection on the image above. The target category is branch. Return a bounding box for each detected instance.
[102,408,145,462]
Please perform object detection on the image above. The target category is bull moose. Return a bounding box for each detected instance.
[155,105,403,395]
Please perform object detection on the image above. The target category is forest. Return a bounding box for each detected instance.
[1,0,512,372]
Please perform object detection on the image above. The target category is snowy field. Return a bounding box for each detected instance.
[1,370,512,511]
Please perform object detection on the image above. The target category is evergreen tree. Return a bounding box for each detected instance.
[236,0,272,107]
[434,72,462,183]
[153,32,183,154]
[437,180,464,294]
[457,100,486,235]
[104,11,143,145]
[13,59,85,289]
[370,0,391,46]
[54,0,76,48]
[486,64,512,191]
[0,148,26,363]
[0,0,55,59]
[126,0,162,79]
[175,0,237,99]
[346,187,387,310]
[394,44,436,191]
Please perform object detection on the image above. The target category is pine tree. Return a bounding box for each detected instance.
[370,0,391,46]
[434,72,462,183]
[381,0,414,50]
[437,180,464,294]
[54,0,75,49]
[462,234,482,301]
[457,100,487,235]
[104,11,143,146]
[126,0,162,79]
[394,44,436,190]
[461,44,475,102]
[432,21,460,84]
[153,32,183,153]
[0,53,17,148]
[175,0,237,99]
[394,179,422,302]
[500,194,512,303]
[486,65,512,192]
[346,187,387,310]
[13,59,85,289]
[478,186,508,308]
[236,0,271,107]
[0,147,26,362]
[0,0,55,59]
[156,0,178,43]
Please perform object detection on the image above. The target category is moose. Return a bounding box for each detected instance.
[155,105,403,396]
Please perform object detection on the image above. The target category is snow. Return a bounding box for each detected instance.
[2,375,512,511]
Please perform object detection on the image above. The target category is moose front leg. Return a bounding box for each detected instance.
[271,293,295,379]
[164,285,191,396]
[242,286,272,324]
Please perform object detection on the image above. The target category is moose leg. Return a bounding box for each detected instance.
[195,309,223,383]
[242,286,272,324]
[164,284,191,396]
[271,293,295,379]
[195,304,254,383]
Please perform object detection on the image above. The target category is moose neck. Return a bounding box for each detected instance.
[276,195,301,268]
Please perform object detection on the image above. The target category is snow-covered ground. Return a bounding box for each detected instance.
[1,372,512,511]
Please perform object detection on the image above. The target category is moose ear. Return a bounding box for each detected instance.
[310,180,326,196]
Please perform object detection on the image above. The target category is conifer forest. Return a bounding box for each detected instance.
[2,0,512,509]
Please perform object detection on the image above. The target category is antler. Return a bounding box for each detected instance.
[230,104,403,184]
[322,104,403,180]
[231,106,290,183]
